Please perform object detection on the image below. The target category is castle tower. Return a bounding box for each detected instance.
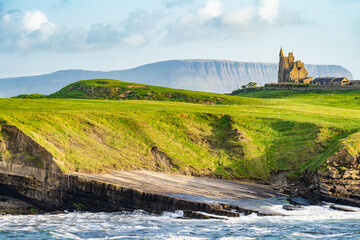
[278,48,312,83]
[278,48,285,82]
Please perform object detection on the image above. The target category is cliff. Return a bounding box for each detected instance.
[0,124,285,217]
[0,60,353,98]
[306,132,360,206]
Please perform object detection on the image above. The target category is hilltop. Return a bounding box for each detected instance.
[0,59,353,98]
[46,79,243,105]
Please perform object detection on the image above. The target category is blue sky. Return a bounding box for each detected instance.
[0,0,359,79]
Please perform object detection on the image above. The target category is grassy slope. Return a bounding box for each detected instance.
[234,89,360,110]
[47,79,248,105]
[234,88,360,174]
[1,83,359,181]
[305,131,360,173]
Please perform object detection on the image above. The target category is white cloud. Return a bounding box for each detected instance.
[165,0,304,42]
[86,9,156,49]
[0,10,59,52]
[0,8,157,53]
[178,13,194,26]
[0,0,302,53]
[258,0,280,24]
[176,0,223,27]
[123,34,146,47]
[197,0,223,22]
[166,0,259,42]
[21,10,53,32]
[222,7,254,26]
[2,13,9,22]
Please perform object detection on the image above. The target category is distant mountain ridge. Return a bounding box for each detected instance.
[0,59,353,98]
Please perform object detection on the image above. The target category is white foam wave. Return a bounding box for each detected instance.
[0,204,359,239]
[268,203,360,221]
[161,210,184,218]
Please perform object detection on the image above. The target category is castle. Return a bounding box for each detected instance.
[278,48,313,84]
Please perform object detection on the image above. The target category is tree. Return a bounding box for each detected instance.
[246,82,258,88]
[241,85,247,89]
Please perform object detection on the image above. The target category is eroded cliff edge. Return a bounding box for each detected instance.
[0,124,284,217]
[305,132,360,206]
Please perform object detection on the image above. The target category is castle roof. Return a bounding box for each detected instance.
[312,77,334,83]
[313,77,349,83]
[332,77,349,82]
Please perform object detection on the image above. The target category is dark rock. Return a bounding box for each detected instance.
[282,205,304,211]
[48,210,66,215]
[334,185,348,194]
[183,210,225,219]
[151,147,179,171]
[328,168,341,179]
[330,205,357,212]
[342,169,359,179]
[288,197,311,206]
[209,208,240,218]
[96,81,110,84]
[270,170,288,189]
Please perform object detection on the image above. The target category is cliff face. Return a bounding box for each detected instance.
[0,124,234,212]
[307,132,360,206]
[0,125,61,173]
[309,150,360,206]
[0,124,283,217]
[0,60,354,97]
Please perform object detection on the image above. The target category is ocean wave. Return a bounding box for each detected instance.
[0,204,359,239]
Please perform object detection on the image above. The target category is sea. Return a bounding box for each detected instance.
[0,204,359,239]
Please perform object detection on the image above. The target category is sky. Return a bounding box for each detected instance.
[0,0,359,79]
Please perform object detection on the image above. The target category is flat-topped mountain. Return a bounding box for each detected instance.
[0,59,353,98]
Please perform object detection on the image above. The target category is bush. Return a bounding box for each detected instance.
[12,94,47,99]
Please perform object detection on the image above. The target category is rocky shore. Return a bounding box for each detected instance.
[0,194,39,215]
[307,148,360,207]
[270,146,360,209]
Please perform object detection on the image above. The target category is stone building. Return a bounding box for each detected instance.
[311,77,350,86]
[349,80,360,86]
[278,48,313,84]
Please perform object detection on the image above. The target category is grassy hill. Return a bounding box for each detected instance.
[47,79,247,105]
[2,83,360,182]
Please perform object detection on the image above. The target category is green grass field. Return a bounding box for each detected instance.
[235,89,360,110]
[2,80,360,181]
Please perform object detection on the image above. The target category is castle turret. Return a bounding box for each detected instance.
[278,48,312,83]
[278,48,284,82]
